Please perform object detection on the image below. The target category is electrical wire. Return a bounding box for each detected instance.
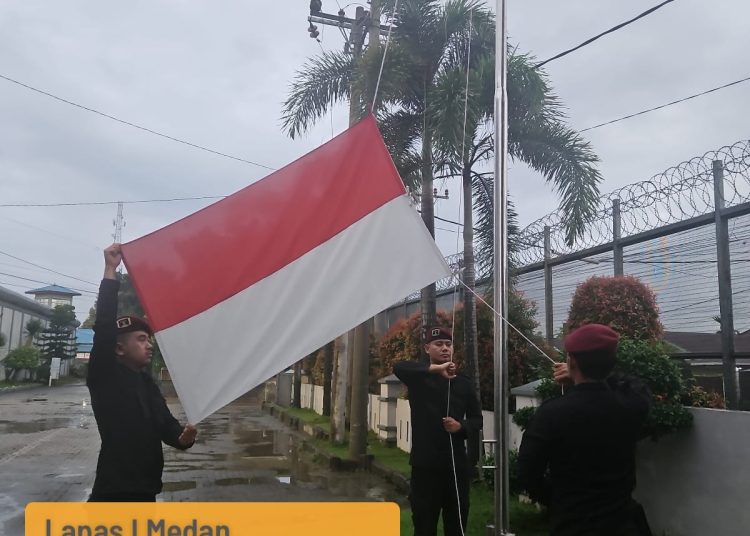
[0,271,97,296]
[0,73,276,171]
[0,249,98,287]
[535,0,675,69]
[580,75,750,132]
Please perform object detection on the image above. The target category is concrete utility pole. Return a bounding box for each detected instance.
[349,0,381,463]
[305,1,369,441]
[713,160,740,409]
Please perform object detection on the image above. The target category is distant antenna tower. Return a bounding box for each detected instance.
[112,201,126,243]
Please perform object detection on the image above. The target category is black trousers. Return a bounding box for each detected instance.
[409,464,470,536]
[88,492,156,502]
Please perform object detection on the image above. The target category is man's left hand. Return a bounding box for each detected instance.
[442,417,462,433]
[178,424,197,447]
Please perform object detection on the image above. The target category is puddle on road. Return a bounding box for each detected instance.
[0,418,71,433]
[162,481,197,492]
[230,426,403,503]
[161,397,405,504]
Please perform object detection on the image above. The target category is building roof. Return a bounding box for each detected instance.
[0,285,54,318]
[665,331,750,355]
[76,328,94,353]
[26,284,82,297]
[511,379,543,397]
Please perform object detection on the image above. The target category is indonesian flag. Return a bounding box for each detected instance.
[121,116,450,423]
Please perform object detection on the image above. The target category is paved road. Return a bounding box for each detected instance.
[0,382,403,536]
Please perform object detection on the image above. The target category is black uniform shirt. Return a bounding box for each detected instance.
[87,278,190,495]
[518,376,651,536]
[393,360,483,468]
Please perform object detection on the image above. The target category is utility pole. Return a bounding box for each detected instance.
[304,0,369,441]
[713,160,739,409]
[349,0,381,463]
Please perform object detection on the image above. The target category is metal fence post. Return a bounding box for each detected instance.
[613,199,624,276]
[713,160,739,409]
[544,226,554,344]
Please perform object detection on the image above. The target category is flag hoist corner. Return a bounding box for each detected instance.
[121,115,450,423]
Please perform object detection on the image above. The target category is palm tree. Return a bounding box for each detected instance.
[24,319,44,347]
[428,32,602,411]
[283,0,600,330]
[283,0,492,330]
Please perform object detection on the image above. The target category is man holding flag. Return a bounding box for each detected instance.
[394,327,483,536]
[87,244,197,502]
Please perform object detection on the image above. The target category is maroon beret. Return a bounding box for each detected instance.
[424,326,452,344]
[564,323,619,354]
[116,315,153,337]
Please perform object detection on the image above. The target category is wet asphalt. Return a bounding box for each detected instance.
[0,382,404,536]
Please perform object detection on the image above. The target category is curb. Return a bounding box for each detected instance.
[263,402,410,494]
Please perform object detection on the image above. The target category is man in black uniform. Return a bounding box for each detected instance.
[394,327,483,536]
[87,243,197,502]
[518,323,652,536]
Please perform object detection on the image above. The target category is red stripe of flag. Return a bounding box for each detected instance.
[121,116,405,332]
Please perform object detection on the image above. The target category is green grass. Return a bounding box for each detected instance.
[282,405,331,427]
[399,484,549,536]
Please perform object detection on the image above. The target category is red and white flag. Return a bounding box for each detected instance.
[121,116,450,423]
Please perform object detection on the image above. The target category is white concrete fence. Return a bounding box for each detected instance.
[276,376,750,536]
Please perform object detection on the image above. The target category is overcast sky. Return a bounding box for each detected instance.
[0,0,748,322]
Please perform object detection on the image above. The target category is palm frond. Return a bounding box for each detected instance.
[510,119,601,245]
[281,51,354,139]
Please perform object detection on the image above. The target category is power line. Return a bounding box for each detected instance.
[0,73,276,171]
[535,0,675,69]
[0,195,225,208]
[0,249,98,287]
[0,271,97,296]
[581,75,750,132]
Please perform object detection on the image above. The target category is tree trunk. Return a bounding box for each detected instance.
[322,341,334,416]
[331,336,351,443]
[420,131,437,333]
[292,361,302,409]
[463,163,483,478]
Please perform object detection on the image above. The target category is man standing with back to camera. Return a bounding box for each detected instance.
[87,243,197,502]
[518,323,653,536]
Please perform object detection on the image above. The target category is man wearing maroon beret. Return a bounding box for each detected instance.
[518,324,652,536]
[87,244,197,502]
[394,326,483,536]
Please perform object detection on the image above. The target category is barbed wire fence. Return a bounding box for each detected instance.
[390,139,750,408]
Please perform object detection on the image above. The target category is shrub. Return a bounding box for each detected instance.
[377,291,553,409]
[512,406,537,431]
[531,339,695,439]
[566,275,663,341]
[483,449,521,494]
[4,346,41,370]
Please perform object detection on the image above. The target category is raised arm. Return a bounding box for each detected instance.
[87,244,122,386]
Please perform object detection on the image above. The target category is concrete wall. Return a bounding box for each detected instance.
[0,302,50,360]
[368,394,379,435]
[396,398,411,452]
[635,408,750,536]
[299,384,324,415]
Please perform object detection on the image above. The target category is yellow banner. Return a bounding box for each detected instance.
[26,503,400,536]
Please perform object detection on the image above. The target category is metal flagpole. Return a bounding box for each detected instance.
[493,0,511,534]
